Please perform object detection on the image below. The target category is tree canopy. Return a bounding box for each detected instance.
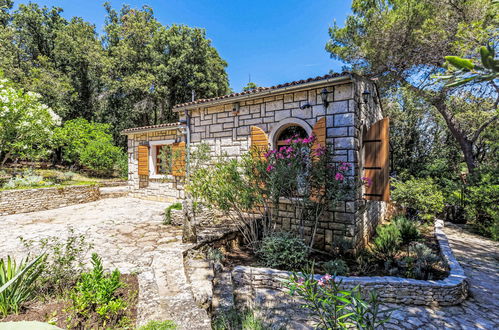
[0,1,230,144]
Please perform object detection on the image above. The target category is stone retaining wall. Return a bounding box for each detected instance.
[232,220,468,312]
[0,185,100,215]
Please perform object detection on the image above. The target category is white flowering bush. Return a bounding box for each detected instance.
[0,76,60,164]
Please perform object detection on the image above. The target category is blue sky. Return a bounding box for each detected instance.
[15,0,352,92]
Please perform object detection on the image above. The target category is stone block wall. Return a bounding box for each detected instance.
[127,128,185,202]
[0,185,100,215]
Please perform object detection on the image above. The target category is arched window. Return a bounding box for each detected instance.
[275,125,308,148]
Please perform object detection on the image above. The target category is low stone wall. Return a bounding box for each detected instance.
[232,220,468,313]
[0,185,100,215]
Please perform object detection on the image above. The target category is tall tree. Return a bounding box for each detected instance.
[327,0,498,173]
[100,4,230,140]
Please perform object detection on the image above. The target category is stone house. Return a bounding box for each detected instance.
[122,72,390,252]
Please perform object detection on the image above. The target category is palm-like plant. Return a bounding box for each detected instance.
[0,255,44,316]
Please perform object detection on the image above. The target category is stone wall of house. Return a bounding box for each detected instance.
[127,128,185,203]
[231,221,468,327]
[0,185,100,215]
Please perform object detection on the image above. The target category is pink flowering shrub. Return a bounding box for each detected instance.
[252,135,365,248]
[287,269,393,329]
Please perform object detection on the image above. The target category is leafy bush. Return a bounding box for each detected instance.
[212,308,267,330]
[20,228,93,296]
[3,172,45,189]
[53,118,125,176]
[287,270,392,329]
[138,320,176,330]
[372,224,401,260]
[394,216,420,244]
[257,232,309,270]
[0,75,60,163]
[392,177,445,221]
[163,202,182,225]
[408,243,441,280]
[0,255,44,316]
[68,253,128,328]
[321,259,349,276]
[465,171,499,240]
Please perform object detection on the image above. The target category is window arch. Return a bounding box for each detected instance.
[269,118,313,149]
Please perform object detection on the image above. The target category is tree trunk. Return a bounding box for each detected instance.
[182,199,197,243]
[431,97,476,173]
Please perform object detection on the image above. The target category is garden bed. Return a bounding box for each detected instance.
[222,218,448,281]
[0,274,139,329]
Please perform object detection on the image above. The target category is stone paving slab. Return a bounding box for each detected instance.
[0,197,210,329]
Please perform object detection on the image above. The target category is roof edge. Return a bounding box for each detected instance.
[173,73,352,112]
[121,122,182,135]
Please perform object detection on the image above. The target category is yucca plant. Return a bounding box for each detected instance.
[0,254,44,316]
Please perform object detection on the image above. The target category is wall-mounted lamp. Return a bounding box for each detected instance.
[232,102,240,115]
[362,90,371,104]
[300,101,312,110]
[321,88,332,109]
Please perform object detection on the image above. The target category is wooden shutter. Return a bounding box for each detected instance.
[312,117,326,150]
[363,118,390,201]
[138,145,149,176]
[171,141,186,177]
[250,126,269,159]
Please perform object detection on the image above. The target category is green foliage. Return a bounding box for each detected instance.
[407,243,441,280]
[212,308,267,330]
[0,255,44,317]
[256,232,309,270]
[464,169,499,240]
[53,118,124,176]
[391,177,445,221]
[287,270,393,329]
[321,259,349,276]
[0,75,60,163]
[137,320,176,330]
[438,44,499,87]
[372,224,402,261]
[163,202,182,225]
[68,253,127,328]
[20,228,93,296]
[2,170,46,189]
[242,82,258,92]
[393,216,421,244]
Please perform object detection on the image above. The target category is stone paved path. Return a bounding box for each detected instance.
[384,223,499,329]
[0,197,210,329]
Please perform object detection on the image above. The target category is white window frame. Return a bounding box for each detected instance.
[149,139,175,179]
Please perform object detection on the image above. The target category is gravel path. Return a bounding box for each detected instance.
[0,197,210,329]
[384,223,499,329]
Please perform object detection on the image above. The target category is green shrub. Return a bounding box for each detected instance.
[408,243,441,280]
[392,177,445,221]
[68,253,127,328]
[79,139,124,177]
[372,224,401,260]
[394,216,420,244]
[465,171,499,240]
[212,308,267,330]
[137,320,176,330]
[20,228,93,296]
[0,255,44,316]
[257,232,309,270]
[53,118,125,177]
[163,202,182,225]
[2,170,47,189]
[321,259,349,276]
